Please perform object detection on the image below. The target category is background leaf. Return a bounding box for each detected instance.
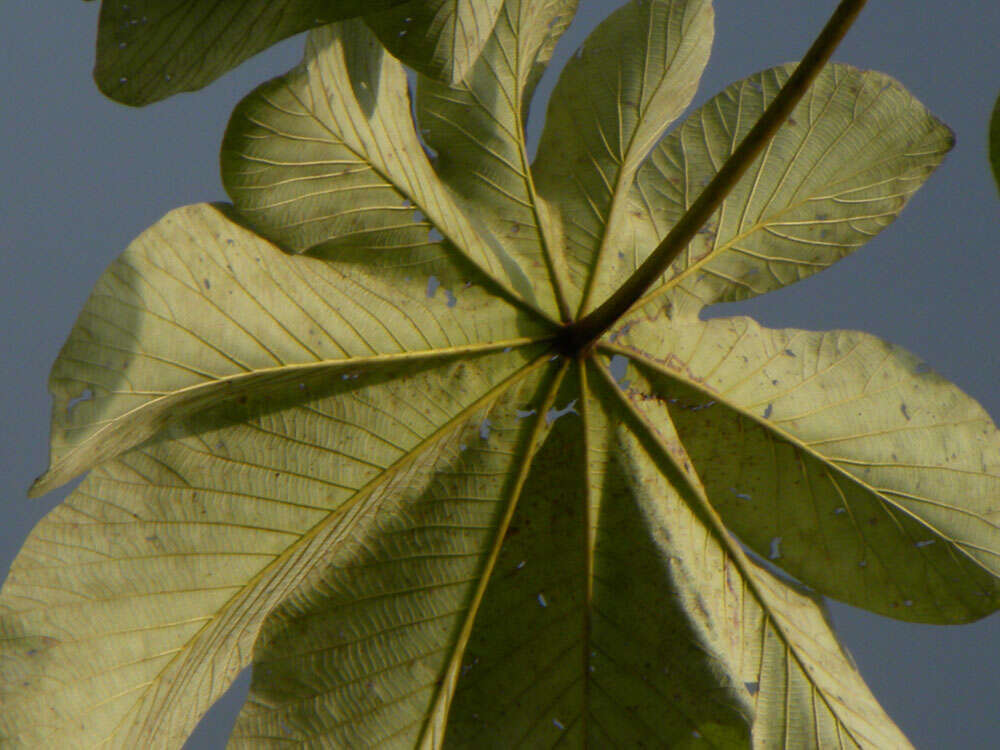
[93,0,412,106]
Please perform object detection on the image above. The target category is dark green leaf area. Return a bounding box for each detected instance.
[445,369,750,747]
[94,0,412,105]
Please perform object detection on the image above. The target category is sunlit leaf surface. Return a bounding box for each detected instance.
[5,1,994,747]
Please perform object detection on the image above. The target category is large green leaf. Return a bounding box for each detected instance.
[6,1,997,747]
[92,0,413,106]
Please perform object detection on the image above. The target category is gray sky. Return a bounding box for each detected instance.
[2,1,998,747]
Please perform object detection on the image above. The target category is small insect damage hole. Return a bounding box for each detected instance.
[426,275,440,298]
[608,354,629,386]
[608,322,632,343]
[546,399,579,424]
[425,274,456,306]
[408,72,439,160]
[769,537,782,560]
[65,388,94,416]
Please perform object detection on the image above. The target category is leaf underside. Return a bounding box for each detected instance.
[6,1,996,748]
[92,0,499,105]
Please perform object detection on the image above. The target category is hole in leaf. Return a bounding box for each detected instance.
[769,537,782,560]
[66,388,94,416]
[426,275,440,298]
[546,399,579,424]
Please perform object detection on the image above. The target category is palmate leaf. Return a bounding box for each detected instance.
[5,1,997,747]
[91,0,503,106]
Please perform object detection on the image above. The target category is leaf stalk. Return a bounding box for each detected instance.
[555,0,869,355]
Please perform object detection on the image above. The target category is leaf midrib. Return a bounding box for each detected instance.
[415,359,569,748]
[33,338,546,497]
[588,357,875,749]
[599,340,1000,586]
[100,347,556,748]
[630,71,947,314]
[267,51,553,324]
[576,0,705,318]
